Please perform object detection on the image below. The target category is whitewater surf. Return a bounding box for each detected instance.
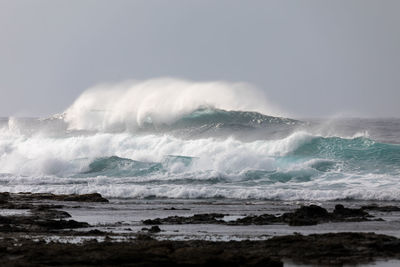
[1,79,399,201]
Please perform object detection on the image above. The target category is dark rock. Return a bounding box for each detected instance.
[143,204,374,227]
[288,217,319,226]
[136,234,155,241]
[35,204,64,210]
[87,229,106,235]
[0,191,397,266]
[362,204,400,212]
[10,192,109,203]
[36,219,90,229]
[163,207,190,210]
[191,213,226,222]
[0,192,10,204]
[0,215,12,224]
[282,205,330,226]
[32,208,71,219]
[147,225,161,233]
[143,218,162,225]
[0,202,34,209]
[1,233,399,266]
[143,213,226,225]
[279,204,371,226]
[231,214,280,225]
[60,193,109,203]
[333,204,368,217]
[296,205,330,218]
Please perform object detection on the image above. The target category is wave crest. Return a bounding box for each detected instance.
[64,78,280,131]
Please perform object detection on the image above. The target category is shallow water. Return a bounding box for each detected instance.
[60,198,400,241]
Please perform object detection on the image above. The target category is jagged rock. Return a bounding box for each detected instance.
[333,204,368,217]
[143,204,375,227]
[6,192,109,203]
[36,219,89,229]
[362,204,400,212]
[141,225,161,233]
[231,214,280,225]
[143,213,226,225]
[282,205,330,226]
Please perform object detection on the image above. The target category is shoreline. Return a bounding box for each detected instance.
[0,192,400,266]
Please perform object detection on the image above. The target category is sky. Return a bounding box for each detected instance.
[0,0,399,118]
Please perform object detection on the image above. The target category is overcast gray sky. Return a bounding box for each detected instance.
[0,0,399,118]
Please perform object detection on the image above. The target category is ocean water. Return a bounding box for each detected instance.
[0,80,399,201]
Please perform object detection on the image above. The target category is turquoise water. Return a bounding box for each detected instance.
[0,108,399,200]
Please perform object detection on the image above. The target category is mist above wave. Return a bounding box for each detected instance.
[1,78,399,200]
[64,78,282,132]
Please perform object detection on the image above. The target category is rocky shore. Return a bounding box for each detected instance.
[0,192,400,266]
[143,204,383,226]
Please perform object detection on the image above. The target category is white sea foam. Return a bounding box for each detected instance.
[0,173,399,201]
[64,78,280,131]
[0,129,319,177]
[0,81,399,201]
[0,127,399,200]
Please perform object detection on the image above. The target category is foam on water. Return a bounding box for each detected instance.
[0,127,399,200]
[0,79,399,201]
[63,78,281,131]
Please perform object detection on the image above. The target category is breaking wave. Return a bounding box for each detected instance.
[0,78,399,200]
[63,78,282,132]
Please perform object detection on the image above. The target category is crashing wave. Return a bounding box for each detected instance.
[63,78,283,131]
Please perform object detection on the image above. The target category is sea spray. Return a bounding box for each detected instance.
[64,78,281,131]
[0,79,399,200]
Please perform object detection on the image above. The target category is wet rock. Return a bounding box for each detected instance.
[0,214,89,232]
[35,204,64,210]
[296,205,330,217]
[239,204,372,226]
[143,213,226,225]
[231,214,280,225]
[0,215,12,224]
[8,192,109,203]
[39,193,108,202]
[282,205,330,226]
[86,229,106,235]
[0,202,35,209]
[333,204,368,219]
[1,233,399,266]
[149,225,161,233]
[32,208,71,219]
[36,219,90,230]
[362,204,400,212]
[136,233,155,241]
[143,218,162,225]
[59,193,109,203]
[0,192,10,204]
[266,232,400,265]
[142,225,161,233]
[0,193,92,233]
[144,204,374,227]
[0,192,397,266]
[190,213,226,223]
[163,207,190,211]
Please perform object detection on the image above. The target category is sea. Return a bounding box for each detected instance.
[0,80,399,202]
